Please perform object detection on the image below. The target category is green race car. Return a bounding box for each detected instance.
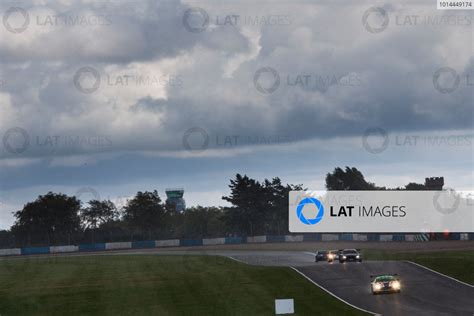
[370,274,401,295]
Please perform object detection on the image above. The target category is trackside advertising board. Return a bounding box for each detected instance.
[289,191,473,233]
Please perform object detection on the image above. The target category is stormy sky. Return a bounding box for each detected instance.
[0,0,472,229]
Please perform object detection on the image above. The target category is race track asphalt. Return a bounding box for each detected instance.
[228,251,474,316]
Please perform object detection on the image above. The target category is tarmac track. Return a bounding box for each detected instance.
[225,251,474,316]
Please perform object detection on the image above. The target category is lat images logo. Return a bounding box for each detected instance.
[296,197,324,225]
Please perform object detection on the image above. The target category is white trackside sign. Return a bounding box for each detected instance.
[289,191,473,233]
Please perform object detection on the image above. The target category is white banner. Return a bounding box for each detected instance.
[289,191,473,233]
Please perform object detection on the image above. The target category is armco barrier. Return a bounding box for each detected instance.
[2,233,473,257]
[21,247,50,255]
[367,234,380,241]
[50,245,79,253]
[0,248,21,256]
[379,235,393,242]
[414,234,429,242]
[303,234,321,241]
[450,233,461,240]
[353,234,368,241]
[392,234,405,241]
[224,237,243,244]
[202,238,225,246]
[339,233,353,241]
[155,239,180,247]
[105,242,132,250]
[132,240,155,249]
[284,235,303,242]
[246,235,266,243]
[79,243,106,251]
[266,235,285,243]
[321,234,339,241]
[180,239,203,246]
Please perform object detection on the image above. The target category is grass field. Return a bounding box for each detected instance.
[0,255,368,316]
[364,250,474,284]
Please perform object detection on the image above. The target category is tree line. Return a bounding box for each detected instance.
[0,167,434,248]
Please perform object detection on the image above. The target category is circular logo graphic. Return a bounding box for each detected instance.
[297,197,324,225]
[183,7,209,33]
[3,127,30,154]
[73,66,101,94]
[182,127,209,152]
[3,7,29,34]
[75,187,101,202]
[433,67,460,94]
[362,127,389,154]
[253,67,280,94]
[432,188,460,215]
[362,7,389,34]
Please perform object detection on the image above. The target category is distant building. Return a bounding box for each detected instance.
[425,177,444,190]
[165,188,186,212]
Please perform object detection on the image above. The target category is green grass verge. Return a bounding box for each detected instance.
[363,250,474,284]
[0,255,368,316]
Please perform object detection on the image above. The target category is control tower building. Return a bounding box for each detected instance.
[165,188,186,212]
